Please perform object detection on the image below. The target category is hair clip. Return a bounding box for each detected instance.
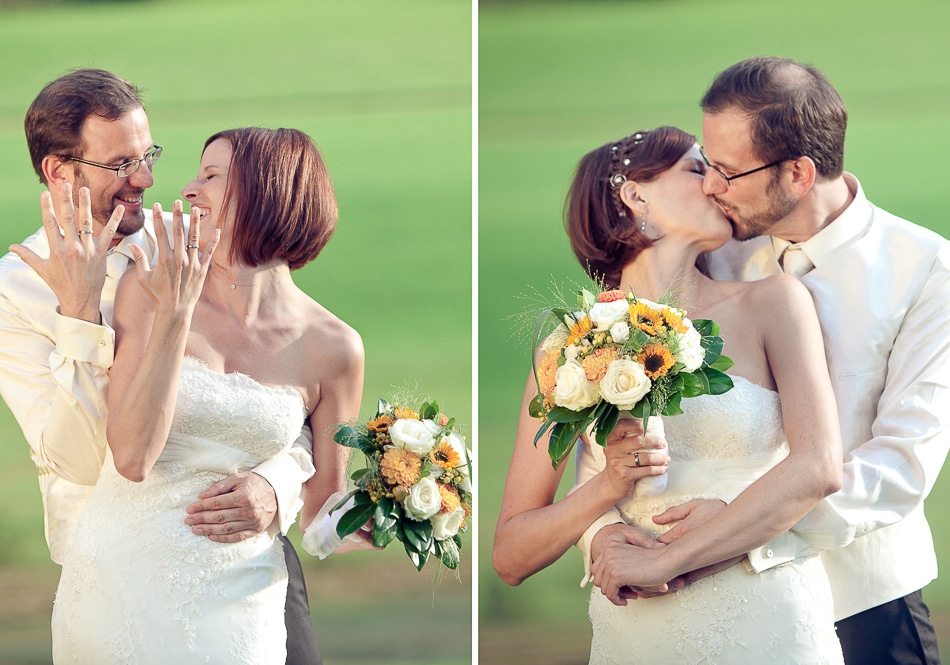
[609,173,627,189]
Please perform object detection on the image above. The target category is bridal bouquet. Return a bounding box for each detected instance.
[530,285,734,470]
[332,399,472,572]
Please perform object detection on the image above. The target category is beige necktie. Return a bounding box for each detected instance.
[101,250,132,325]
[780,243,814,278]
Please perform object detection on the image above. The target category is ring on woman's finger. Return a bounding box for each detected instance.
[79,229,94,235]
[186,244,200,249]
[633,451,642,467]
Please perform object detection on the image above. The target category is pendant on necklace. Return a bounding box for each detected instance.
[230,284,236,289]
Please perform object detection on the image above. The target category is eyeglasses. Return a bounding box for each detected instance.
[60,145,162,178]
[699,146,786,186]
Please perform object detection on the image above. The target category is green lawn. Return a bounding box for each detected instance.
[0,0,471,662]
[479,0,950,662]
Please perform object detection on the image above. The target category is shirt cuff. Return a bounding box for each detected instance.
[53,311,114,365]
[576,507,625,587]
[253,449,315,534]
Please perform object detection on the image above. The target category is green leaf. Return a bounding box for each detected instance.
[401,518,434,555]
[546,405,595,423]
[704,368,735,395]
[709,354,735,372]
[334,426,374,454]
[528,394,544,419]
[661,390,683,416]
[372,497,399,547]
[680,372,706,398]
[420,401,439,421]
[691,319,720,337]
[594,404,621,448]
[405,542,429,572]
[335,495,376,539]
[349,467,372,484]
[579,288,597,311]
[548,422,582,469]
[701,335,725,364]
[532,417,554,448]
[377,398,392,415]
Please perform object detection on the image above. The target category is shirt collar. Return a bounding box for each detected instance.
[794,173,872,267]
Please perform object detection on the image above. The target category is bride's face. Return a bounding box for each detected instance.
[181,138,234,246]
[638,144,732,251]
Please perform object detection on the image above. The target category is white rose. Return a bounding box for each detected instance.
[431,505,465,540]
[403,477,442,521]
[609,321,630,343]
[564,344,580,362]
[588,300,629,332]
[553,359,600,411]
[599,359,651,410]
[677,326,705,372]
[389,418,436,455]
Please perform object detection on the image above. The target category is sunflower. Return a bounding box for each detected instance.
[637,343,676,379]
[661,307,689,334]
[629,302,665,336]
[581,346,619,383]
[379,448,422,487]
[429,440,461,470]
[438,483,462,513]
[367,414,395,433]
[566,316,593,346]
[393,406,419,420]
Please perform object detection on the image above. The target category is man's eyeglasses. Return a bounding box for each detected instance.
[60,145,162,178]
[699,146,786,186]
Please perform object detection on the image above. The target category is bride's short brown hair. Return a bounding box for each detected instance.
[565,126,695,289]
[205,127,338,270]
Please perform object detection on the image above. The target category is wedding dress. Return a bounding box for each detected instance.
[52,357,307,664]
[584,377,843,664]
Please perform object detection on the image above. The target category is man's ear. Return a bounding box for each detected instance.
[41,155,74,189]
[787,156,817,196]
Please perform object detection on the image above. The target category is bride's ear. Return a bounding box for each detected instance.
[619,180,648,217]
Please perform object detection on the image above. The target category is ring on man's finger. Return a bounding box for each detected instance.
[78,229,94,235]
[186,244,200,249]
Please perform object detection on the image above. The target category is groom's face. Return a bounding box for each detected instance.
[700,109,798,241]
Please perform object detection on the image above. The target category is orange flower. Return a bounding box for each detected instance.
[438,483,462,513]
[429,440,461,470]
[637,343,676,379]
[379,448,422,487]
[566,316,593,345]
[629,302,665,336]
[537,351,560,400]
[581,346,619,383]
[393,406,418,420]
[367,414,395,433]
[597,289,627,303]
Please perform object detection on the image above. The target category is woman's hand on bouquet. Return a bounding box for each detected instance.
[602,418,670,500]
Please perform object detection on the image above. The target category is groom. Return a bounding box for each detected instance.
[589,57,950,665]
[0,69,321,664]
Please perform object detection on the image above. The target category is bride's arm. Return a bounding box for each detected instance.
[593,275,842,600]
[107,205,217,481]
[492,371,667,586]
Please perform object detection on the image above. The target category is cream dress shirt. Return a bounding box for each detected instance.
[575,174,950,620]
[0,210,314,564]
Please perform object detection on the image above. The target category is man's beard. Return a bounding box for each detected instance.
[716,176,798,241]
[74,172,147,238]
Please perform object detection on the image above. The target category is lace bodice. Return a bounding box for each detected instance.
[167,356,306,464]
[663,375,785,461]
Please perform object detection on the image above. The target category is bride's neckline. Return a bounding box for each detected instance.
[182,355,306,411]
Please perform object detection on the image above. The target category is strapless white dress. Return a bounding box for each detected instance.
[51,357,307,664]
[584,377,843,664]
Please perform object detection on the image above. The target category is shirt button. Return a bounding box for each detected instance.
[766,549,774,558]
[98,340,106,347]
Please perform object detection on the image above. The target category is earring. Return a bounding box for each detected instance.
[640,219,646,234]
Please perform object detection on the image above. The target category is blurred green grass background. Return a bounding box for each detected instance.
[478,1,950,663]
[0,1,472,663]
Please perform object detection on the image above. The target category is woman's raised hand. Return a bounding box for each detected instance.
[129,201,220,317]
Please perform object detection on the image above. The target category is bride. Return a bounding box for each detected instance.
[493,127,845,663]
[52,128,370,663]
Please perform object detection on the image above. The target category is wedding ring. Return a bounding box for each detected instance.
[634,451,642,468]
[79,229,94,235]
[186,244,200,249]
